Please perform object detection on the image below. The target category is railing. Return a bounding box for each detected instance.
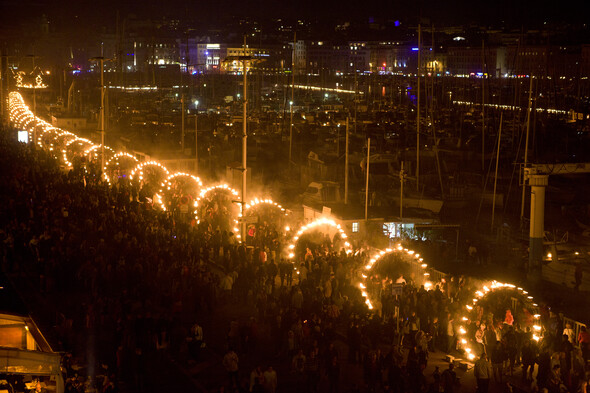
[562,316,587,344]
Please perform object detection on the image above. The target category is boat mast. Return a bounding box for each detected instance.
[431,25,444,198]
[491,113,503,231]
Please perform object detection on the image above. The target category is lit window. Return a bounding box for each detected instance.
[352,222,359,233]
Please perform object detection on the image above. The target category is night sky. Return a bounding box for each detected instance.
[1,0,587,30]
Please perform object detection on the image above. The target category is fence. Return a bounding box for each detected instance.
[562,316,587,344]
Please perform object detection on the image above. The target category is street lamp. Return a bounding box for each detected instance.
[195,100,199,175]
[26,54,41,144]
[289,100,293,166]
[89,56,109,170]
[223,42,256,240]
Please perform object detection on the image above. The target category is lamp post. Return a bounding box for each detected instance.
[223,38,257,241]
[90,56,108,170]
[365,138,371,222]
[400,161,406,219]
[0,52,5,123]
[26,54,41,144]
[289,100,293,165]
[181,94,185,153]
[345,117,349,204]
[25,55,37,115]
[1,53,16,125]
[180,30,201,156]
[290,32,295,166]
[195,100,199,175]
[241,40,248,240]
[416,24,421,192]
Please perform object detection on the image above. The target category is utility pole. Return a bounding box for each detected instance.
[345,117,349,204]
[365,138,371,221]
[241,35,248,239]
[416,24,421,192]
[520,76,534,226]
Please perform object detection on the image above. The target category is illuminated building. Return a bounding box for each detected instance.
[0,276,63,393]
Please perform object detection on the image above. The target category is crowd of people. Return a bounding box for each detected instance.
[1,128,589,393]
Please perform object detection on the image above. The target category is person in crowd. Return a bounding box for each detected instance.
[189,321,204,361]
[563,323,575,344]
[223,348,240,388]
[326,352,340,393]
[521,338,537,382]
[579,326,590,362]
[249,365,264,393]
[446,314,455,354]
[491,339,506,383]
[292,349,306,392]
[474,353,492,393]
[440,363,457,393]
[262,365,277,393]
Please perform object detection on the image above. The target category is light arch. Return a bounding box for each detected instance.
[454,281,541,361]
[63,138,94,168]
[155,173,203,211]
[242,198,291,244]
[194,184,241,238]
[244,197,288,215]
[359,244,434,310]
[285,217,352,260]
[38,127,61,149]
[103,152,139,183]
[129,161,170,182]
[83,145,115,160]
[163,172,203,188]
